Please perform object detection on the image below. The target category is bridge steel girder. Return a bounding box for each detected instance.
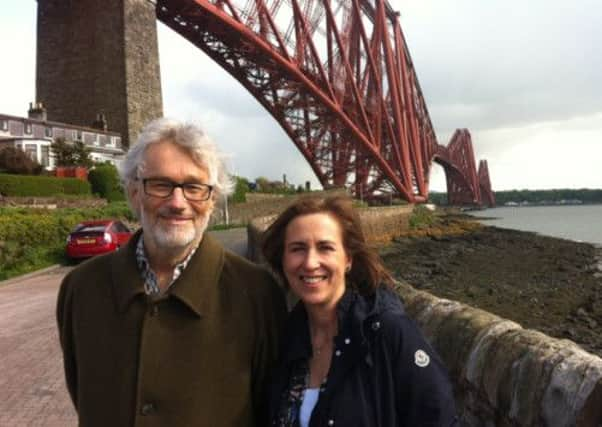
[478,160,496,207]
[433,129,495,207]
[156,0,493,204]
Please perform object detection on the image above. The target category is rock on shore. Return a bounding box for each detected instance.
[380,216,602,357]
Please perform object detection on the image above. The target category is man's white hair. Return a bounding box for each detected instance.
[118,118,233,207]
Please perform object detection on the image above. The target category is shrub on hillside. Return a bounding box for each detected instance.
[0,203,138,279]
[230,176,250,203]
[0,204,136,249]
[0,147,44,175]
[88,163,125,201]
[0,173,91,196]
[409,205,437,229]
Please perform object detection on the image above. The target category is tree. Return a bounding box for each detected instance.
[0,146,43,175]
[50,138,74,166]
[51,138,92,167]
[72,141,93,168]
[230,175,250,203]
[255,176,271,192]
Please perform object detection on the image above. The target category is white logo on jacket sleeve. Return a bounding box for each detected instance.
[414,349,430,367]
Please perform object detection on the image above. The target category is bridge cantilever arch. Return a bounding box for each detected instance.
[155,0,494,206]
[157,0,494,206]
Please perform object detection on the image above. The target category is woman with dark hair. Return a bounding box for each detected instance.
[262,196,457,427]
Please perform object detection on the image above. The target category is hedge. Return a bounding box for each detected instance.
[0,173,91,197]
[0,203,136,279]
[88,164,125,202]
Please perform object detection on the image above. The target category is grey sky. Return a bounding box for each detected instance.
[1,1,601,191]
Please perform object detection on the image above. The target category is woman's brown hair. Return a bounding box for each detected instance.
[261,196,394,295]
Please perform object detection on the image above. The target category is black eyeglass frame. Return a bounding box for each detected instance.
[140,178,214,202]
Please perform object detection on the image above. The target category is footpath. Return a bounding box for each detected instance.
[0,265,77,427]
[0,228,248,427]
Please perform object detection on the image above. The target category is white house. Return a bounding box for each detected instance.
[0,103,125,170]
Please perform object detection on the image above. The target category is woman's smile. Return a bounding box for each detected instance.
[283,213,350,309]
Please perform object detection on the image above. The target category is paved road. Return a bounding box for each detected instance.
[0,265,77,427]
[0,229,248,427]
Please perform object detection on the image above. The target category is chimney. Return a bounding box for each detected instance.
[28,102,47,121]
[92,112,108,131]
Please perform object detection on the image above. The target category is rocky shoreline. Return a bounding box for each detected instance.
[379,214,602,357]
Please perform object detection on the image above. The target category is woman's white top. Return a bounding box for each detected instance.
[299,388,320,427]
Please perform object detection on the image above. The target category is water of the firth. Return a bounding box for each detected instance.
[469,204,602,246]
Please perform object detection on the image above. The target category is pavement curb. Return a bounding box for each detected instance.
[0,264,64,287]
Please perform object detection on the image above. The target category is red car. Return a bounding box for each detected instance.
[66,219,133,259]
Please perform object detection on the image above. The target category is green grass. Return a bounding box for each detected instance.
[408,205,438,229]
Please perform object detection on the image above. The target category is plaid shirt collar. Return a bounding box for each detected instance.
[135,233,198,296]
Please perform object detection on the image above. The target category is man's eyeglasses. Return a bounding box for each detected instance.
[141,178,213,202]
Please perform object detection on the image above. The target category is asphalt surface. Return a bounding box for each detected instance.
[0,228,248,427]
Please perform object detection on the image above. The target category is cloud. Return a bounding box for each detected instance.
[399,0,602,133]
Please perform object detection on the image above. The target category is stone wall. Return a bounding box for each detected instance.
[211,189,348,226]
[356,204,413,244]
[247,208,602,426]
[0,196,107,209]
[123,0,163,146]
[36,0,162,147]
[398,282,602,427]
[246,203,413,259]
[244,193,289,203]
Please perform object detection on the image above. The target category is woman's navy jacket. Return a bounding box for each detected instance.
[269,286,459,427]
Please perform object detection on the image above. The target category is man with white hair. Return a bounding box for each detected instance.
[57,118,287,427]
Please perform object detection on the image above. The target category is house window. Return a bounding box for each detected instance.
[25,123,32,134]
[25,144,37,161]
[76,130,82,141]
[45,127,53,138]
[0,120,7,131]
[41,145,50,167]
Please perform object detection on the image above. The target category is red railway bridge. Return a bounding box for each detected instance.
[156,0,495,206]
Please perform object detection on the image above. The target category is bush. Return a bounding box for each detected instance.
[0,203,137,280]
[0,204,136,248]
[94,201,137,221]
[409,205,437,229]
[0,147,43,175]
[88,163,125,201]
[230,176,250,203]
[0,173,91,196]
[51,138,93,168]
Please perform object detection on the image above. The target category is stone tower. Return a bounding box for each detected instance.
[36,0,163,147]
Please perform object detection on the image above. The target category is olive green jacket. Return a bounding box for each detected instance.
[57,231,287,427]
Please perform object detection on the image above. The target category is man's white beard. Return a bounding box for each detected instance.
[140,207,211,252]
